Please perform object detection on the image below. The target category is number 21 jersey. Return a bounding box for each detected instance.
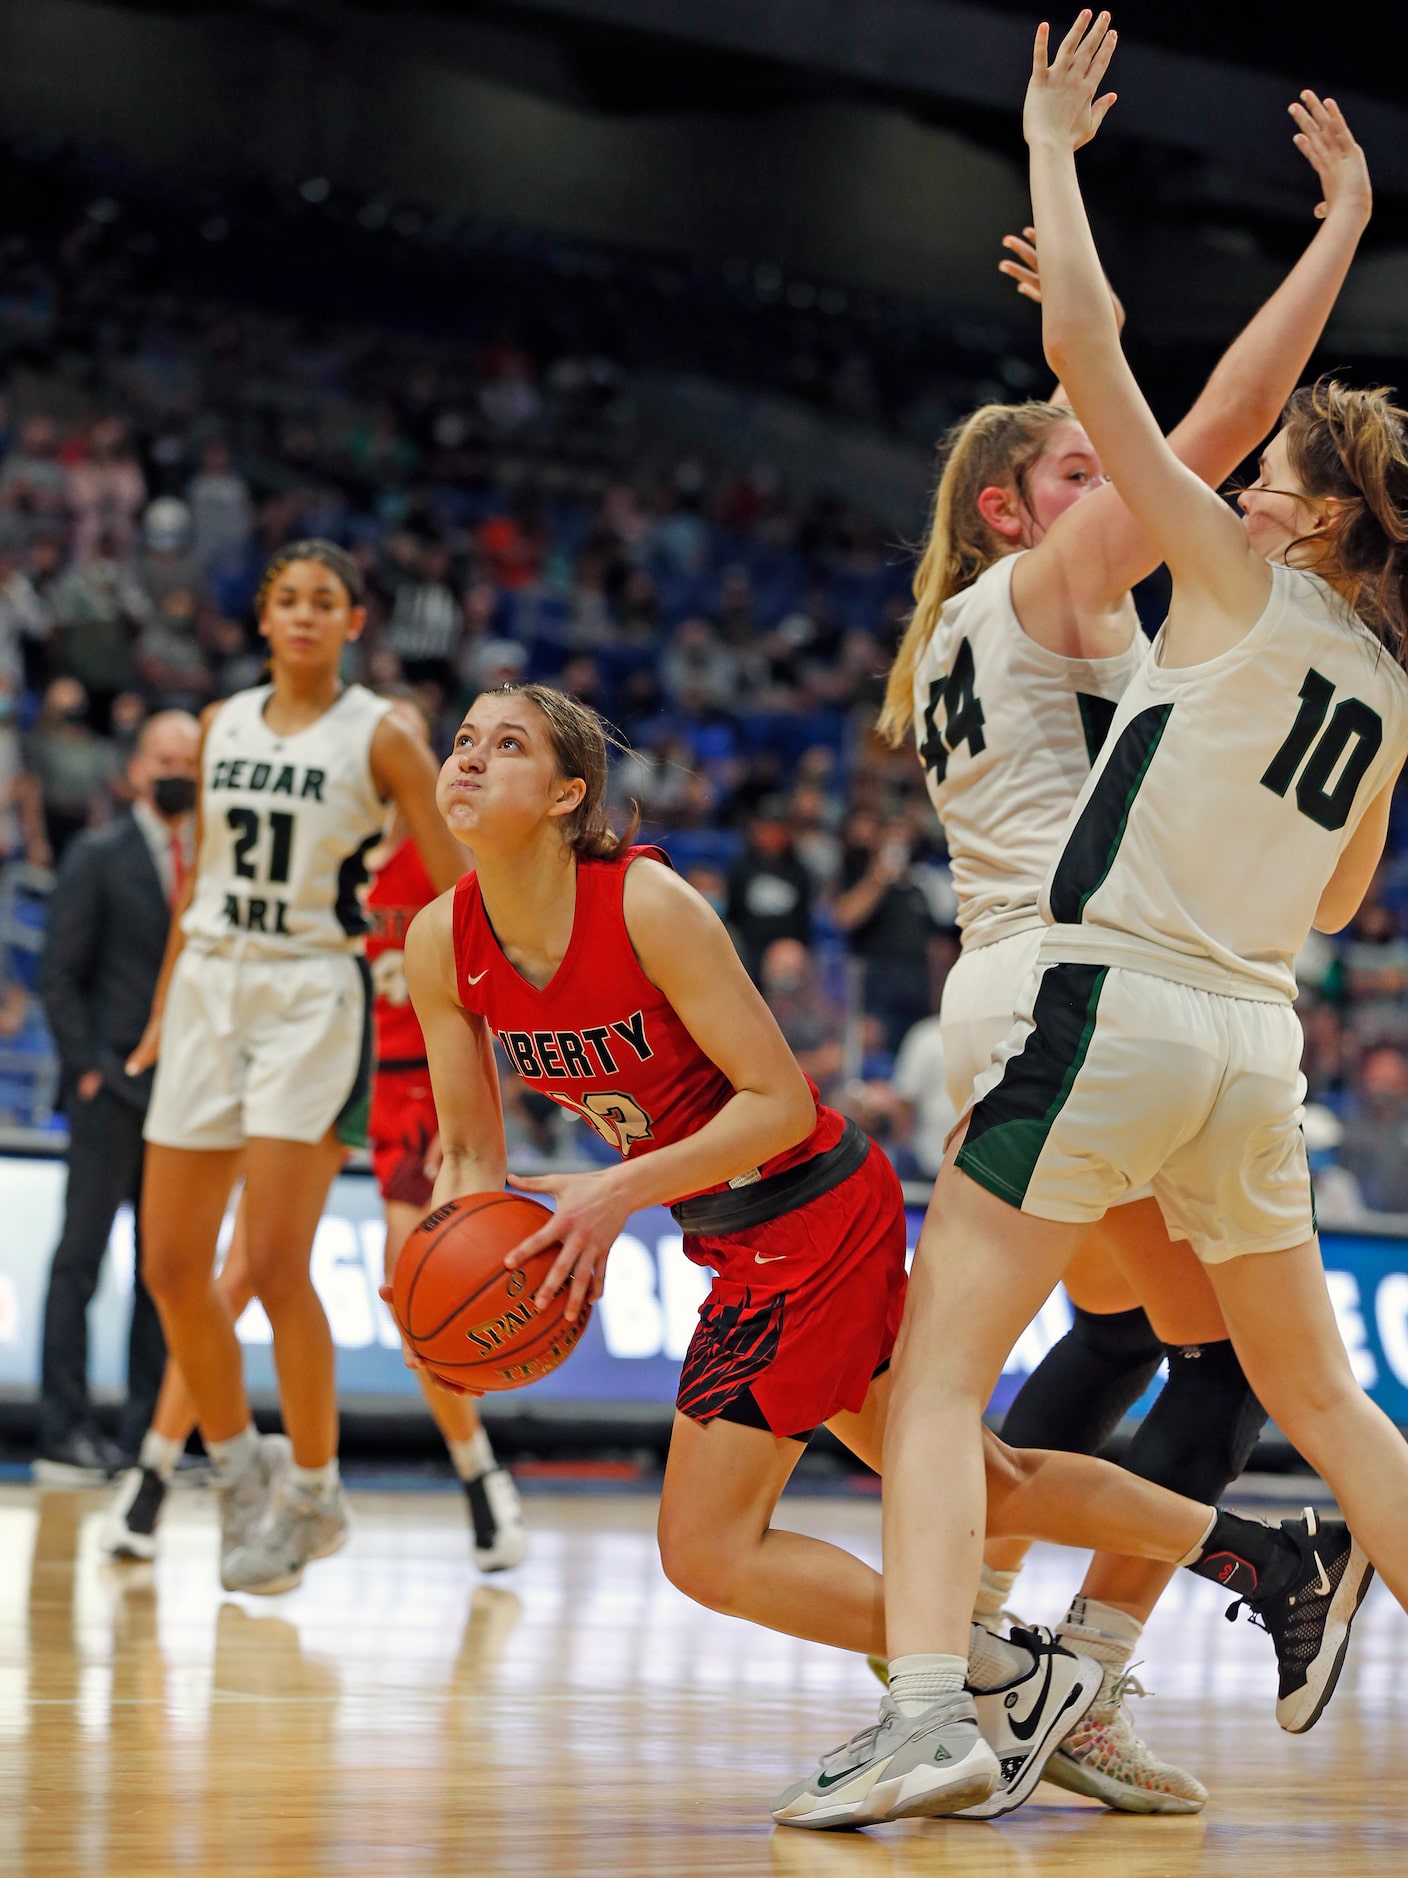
[1040,564,1408,1001]
[184,683,392,955]
[912,553,1148,950]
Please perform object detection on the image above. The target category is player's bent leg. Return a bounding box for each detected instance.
[658,1410,884,1654]
[658,1403,1007,1831]
[384,1197,526,1572]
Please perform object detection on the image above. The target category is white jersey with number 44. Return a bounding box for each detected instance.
[1040,563,1408,1002]
[183,683,392,956]
[912,552,1149,950]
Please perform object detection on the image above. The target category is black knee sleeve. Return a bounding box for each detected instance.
[998,1304,1165,1455]
[1121,1338,1267,1504]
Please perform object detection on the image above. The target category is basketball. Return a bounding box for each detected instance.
[390,1192,591,1392]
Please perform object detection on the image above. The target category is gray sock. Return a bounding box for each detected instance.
[138,1430,185,1481]
[288,1458,340,1504]
[206,1425,259,1482]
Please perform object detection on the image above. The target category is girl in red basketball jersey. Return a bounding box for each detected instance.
[406,682,1326,1820]
[365,694,527,1570]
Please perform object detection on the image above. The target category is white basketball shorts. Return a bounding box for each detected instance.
[955,959,1314,1264]
[939,928,1045,1114]
[144,946,370,1151]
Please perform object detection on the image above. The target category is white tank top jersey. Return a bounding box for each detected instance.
[912,552,1149,948]
[1040,564,1408,1002]
[183,683,393,957]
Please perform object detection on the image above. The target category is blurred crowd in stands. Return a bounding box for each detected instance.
[0,166,1405,1218]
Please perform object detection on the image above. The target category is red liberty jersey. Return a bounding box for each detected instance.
[366,836,438,1063]
[452,847,843,1200]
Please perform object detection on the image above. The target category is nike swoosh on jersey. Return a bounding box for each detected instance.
[754,1252,786,1265]
[465,969,489,985]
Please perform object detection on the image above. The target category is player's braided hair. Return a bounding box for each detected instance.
[879,400,1073,746]
[492,682,640,861]
[1281,379,1408,669]
[255,538,365,617]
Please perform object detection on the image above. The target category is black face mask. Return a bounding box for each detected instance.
[152,775,197,816]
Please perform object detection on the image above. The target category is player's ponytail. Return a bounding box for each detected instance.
[498,682,640,861]
[1282,379,1408,669]
[878,400,1072,747]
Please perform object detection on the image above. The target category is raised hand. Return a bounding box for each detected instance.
[1024,11,1118,153]
[1290,91,1371,228]
[1000,223,1126,330]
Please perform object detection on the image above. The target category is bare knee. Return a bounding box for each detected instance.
[142,1236,208,1314]
[245,1239,317,1315]
[982,1431,1035,1527]
[657,1509,749,1614]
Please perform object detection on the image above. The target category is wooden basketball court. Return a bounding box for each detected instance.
[3,1480,1405,1876]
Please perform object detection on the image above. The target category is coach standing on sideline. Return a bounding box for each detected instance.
[33,710,200,1481]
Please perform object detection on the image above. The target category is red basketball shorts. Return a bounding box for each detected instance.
[369,1066,439,1208]
[675,1140,909,1441]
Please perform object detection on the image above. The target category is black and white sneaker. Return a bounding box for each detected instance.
[465,1466,527,1572]
[958,1626,1104,1818]
[100,1467,168,1561]
[1227,1507,1374,1734]
[32,1427,124,1486]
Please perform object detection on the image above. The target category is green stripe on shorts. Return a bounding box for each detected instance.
[956,963,1108,1207]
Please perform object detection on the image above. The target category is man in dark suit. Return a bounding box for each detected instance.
[35,709,200,1480]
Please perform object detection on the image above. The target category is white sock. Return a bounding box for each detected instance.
[206,1425,259,1482]
[448,1429,495,1482]
[138,1430,185,1481]
[887,1652,968,1716]
[289,1458,340,1504]
[973,1562,1021,1634]
[1058,1595,1145,1670]
[966,1621,1035,1692]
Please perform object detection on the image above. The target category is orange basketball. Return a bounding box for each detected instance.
[391,1192,590,1392]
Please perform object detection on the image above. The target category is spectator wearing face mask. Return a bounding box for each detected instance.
[725,798,813,980]
[34,710,201,1482]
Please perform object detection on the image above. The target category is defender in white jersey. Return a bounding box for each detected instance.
[867,88,1372,1817]
[832,31,1403,1832]
[144,679,392,1149]
[912,552,1146,1104]
[128,541,465,1595]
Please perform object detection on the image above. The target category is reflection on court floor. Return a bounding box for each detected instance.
[2,1485,1406,1876]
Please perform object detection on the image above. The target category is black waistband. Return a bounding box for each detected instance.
[670,1117,871,1237]
[375,1055,431,1074]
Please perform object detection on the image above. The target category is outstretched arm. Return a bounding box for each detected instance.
[1012,34,1369,645]
[1026,12,1269,646]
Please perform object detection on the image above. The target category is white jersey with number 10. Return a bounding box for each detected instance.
[912,552,1149,950]
[1040,563,1408,1002]
[183,682,392,956]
